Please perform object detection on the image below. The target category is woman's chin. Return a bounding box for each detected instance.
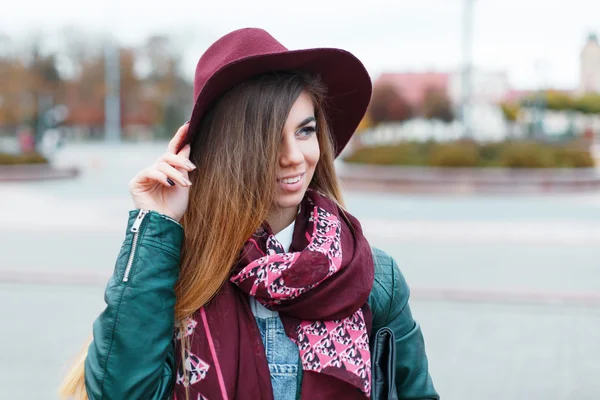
[275,191,305,210]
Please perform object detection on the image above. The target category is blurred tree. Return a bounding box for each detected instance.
[138,35,192,136]
[573,93,600,114]
[367,83,413,124]
[500,102,520,122]
[0,30,193,139]
[421,86,454,122]
[0,55,31,125]
[61,48,105,128]
[58,27,103,79]
[20,35,63,143]
[120,47,151,127]
[34,54,61,86]
[500,102,521,139]
[544,90,574,111]
[518,91,600,115]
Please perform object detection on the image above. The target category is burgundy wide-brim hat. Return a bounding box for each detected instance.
[179,27,372,157]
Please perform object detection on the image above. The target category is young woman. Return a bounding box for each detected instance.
[61,28,439,400]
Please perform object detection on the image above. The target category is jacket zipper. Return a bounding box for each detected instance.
[123,209,149,282]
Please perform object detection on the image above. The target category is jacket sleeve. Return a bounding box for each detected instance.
[371,248,439,400]
[85,210,183,400]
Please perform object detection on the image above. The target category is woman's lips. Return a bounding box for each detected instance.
[277,173,304,192]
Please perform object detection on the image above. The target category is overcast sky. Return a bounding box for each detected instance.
[1,0,599,90]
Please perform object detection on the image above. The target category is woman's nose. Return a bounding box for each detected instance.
[279,136,304,166]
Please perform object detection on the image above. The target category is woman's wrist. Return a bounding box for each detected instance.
[131,209,183,227]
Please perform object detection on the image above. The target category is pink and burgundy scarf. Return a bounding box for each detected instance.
[173,190,375,400]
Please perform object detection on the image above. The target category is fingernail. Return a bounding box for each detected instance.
[184,178,193,186]
[184,120,190,125]
[166,178,175,186]
[186,161,196,170]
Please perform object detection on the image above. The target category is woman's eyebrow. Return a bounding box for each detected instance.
[296,116,316,128]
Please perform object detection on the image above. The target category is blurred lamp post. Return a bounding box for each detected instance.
[104,37,121,143]
[460,0,476,139]
[533,59,550,140]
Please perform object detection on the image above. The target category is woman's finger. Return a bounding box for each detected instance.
[155,161,192,187]
[159,152,196,171]
[132,169,173,188]
[177,144,195,180]
[176,144,193,180]
[177,143,191,160]
[167,123,189,155]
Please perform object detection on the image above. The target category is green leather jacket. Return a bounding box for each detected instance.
[84,210,439,399]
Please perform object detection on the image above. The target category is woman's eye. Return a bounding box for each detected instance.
[296,126,316,138]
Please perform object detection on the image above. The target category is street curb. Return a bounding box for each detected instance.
[338,163,600,194]
[0,164,80,182]
[411,288,600,308]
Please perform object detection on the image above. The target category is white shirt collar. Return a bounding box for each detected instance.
[274,219,295,252]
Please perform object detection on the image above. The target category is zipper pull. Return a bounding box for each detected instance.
[131,209,149,233]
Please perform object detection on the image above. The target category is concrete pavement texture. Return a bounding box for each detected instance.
[1,142,600,399]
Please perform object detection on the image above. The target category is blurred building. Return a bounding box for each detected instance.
[373,72,450,110]
[374,69,510,108]
[364,33,600,145]
[448,69,510,105]
[579,33,600,94]
[371,69,509,141]
[502,89,534,103]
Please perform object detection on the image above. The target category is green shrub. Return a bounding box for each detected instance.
[345,140,596,169]
[479,142,505,167]
[500,102,520,122]
[498,142,556,168]
[545,91,575,111]
[0,152,48,165]
[554,147,595,168]
[345,142,430,166]
[573,94,600,114]
[427,142,479,167]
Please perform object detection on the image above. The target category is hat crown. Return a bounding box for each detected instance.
[182,27,371,157]
[194,28,288,99]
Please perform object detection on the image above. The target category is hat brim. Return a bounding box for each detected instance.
[180,48,372,157]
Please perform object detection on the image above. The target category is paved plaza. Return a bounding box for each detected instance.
[1,142,600,399]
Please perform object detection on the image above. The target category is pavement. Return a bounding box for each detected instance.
[0,164,80,182]
[1,141,600,400]
[337,162,600,194]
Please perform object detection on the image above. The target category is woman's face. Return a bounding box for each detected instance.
[275,90,320,212]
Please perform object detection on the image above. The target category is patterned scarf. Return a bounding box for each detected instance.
[173,190,375,400]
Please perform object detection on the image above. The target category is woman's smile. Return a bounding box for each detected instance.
[277,173,305,192]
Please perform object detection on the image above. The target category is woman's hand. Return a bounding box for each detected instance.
[129,123,195,222]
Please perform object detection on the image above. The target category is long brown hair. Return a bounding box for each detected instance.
[60,71,345,399]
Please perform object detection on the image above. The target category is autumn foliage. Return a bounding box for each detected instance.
[0,32,193,138]
[366,84,414,124]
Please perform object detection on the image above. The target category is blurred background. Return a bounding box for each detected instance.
[1,0,600,399]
